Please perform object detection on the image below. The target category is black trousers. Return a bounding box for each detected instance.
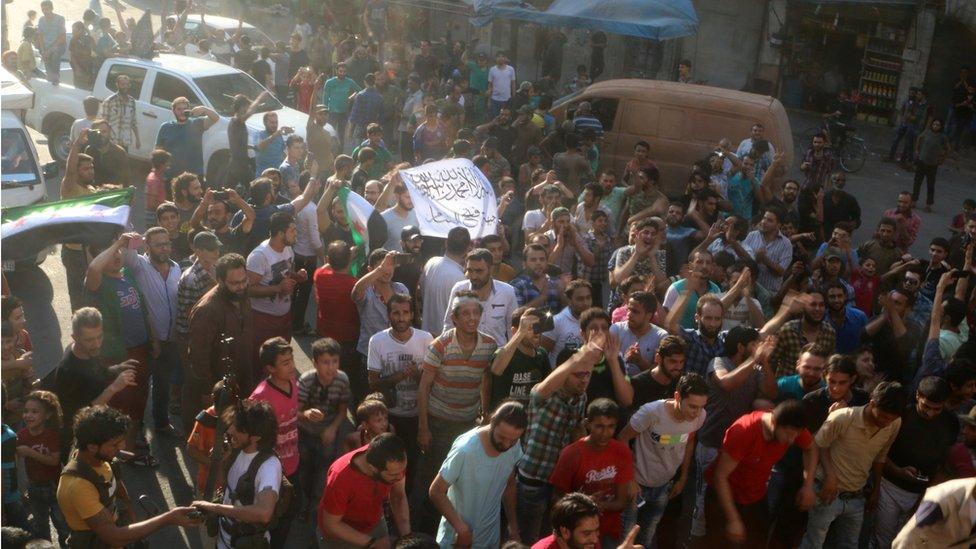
[912,162,938,206]
[291,254,317,331]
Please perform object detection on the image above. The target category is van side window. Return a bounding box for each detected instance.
[589,98,619,132]
[150,73,201,109]
[104,64,147,98]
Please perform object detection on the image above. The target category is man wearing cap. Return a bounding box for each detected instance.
[154,97,219,180]
[393,226,424,297]
[381,182,419,252]
[572,102,604,139]
[512,104,543,168]
[510,81,534,113]
[306,105,336,179]
[947,407,976,477]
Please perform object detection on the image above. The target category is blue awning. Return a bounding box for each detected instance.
[465,0,699,41]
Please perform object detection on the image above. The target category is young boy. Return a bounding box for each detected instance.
[186,380,236,494]
[549,398,634,548]
[1,321,35,424]
[582,210,613,308]
[850,256,880,316]
[17,390,68,542]
[297,338,351,517]
[2,295,32,353]
[342,395,391,453]
[249,337,305,482]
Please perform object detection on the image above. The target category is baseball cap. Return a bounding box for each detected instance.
[192,231,221,252]
[824,247,843,261]
[401,225,423,241]
[518,81,532,92]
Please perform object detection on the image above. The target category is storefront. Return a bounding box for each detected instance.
[778,1,918,125]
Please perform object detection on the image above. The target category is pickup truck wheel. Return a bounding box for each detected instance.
[205,150,230,188]
[47,118,72,163]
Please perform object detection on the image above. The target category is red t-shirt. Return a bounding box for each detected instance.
[249,378,300,476]
[549,438,634,538]
[313,267,359,343]
[707,411,812,505]
[16,329,32,353]
[532,534,602,549]
[850,272,879,316]
[319,445,392,536]
[948,442,976,478]
[15,426,61,483]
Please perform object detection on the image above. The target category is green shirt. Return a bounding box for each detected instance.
[466,61,489,93]
[321,76,361,114]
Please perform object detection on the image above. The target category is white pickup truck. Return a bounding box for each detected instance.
[26,53,309,183]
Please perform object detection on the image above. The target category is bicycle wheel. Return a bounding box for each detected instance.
[839,138,867,173]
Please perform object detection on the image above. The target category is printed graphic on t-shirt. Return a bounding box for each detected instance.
[651,431,690,446]
[268,258,292,304]
[378,350,419,413]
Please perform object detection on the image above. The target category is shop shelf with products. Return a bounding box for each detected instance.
[857,36,904,126]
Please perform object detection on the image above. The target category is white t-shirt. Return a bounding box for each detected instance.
[629,400,705,488]
[420,256,465,336]
[542,307,584,368]
[293,203,323,257]
[442,279,519,345]
[488,64,516,101]
[70,117,94,143]
[246,240,295,316]
[367,327,434,417]
[218,451,282,549]
[522,209,546,234]
[381,207,419,252]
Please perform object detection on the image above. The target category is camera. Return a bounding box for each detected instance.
[87,129,104,148]
[212,189,229,201]
[393,252,411,267]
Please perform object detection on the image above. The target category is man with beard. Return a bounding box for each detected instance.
[154,97,219,180]
[541,280,592,368]
[247,213,302,365]
[186,253,254,428]
[253,111,289,177]
[442,248,518,345]
[60,131,103,311]
[225,93,266,190]
[858,217,903,276]
[190,400,283,548]
[381,182,418,252]
[742,206,792,293]
[100,74,139,151]
[629,335,688,408]
[610,291,669,376]
[764,291,837,378]
[124,226,183,435]
[318,433,410,548]
[619,373,709,547]
[58,406,199,546]
[662,251,722,330]
[800,132,835,189]
[238,174,320,256]
[821,173,862,238]
[170,172,203,257]
[83,119,131,187]
[511,243,564,314]
[664,292,728,378]
[392,226,424,297]
[306,105,337,179]
[429,401,526,548]
[46,308,137,457]
[883,191,924,252]
[825,281,868,354]
[862,288,918,383]
[190,188,255,256]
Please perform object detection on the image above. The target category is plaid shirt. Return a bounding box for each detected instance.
[518,389,586,481]
[348,87,385,126]
[176,260,216,336]
[801,147,835,189]
[100,92,138,149]
[771,319,837,377]
[579,232,612,284]
[679,327,727,377]
[511,273,563,313]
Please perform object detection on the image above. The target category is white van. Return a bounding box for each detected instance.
[2,67,58,269]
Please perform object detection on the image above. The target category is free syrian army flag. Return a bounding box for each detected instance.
[2,188,134,263]
[335,186,387,276]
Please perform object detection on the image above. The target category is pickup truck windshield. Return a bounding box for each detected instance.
[194,72,282,117]
[1,129,40,190]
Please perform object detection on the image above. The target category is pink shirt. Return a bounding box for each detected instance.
[882,207,922,251]
[146,169,167,213]
[249,378,300,475]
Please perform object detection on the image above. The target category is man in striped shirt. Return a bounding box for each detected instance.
[414,290,499,532]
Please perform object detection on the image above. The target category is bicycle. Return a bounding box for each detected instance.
[798,123,867,173]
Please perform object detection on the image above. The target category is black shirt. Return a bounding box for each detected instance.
[883,405,959,493]
[46,346,110,441]
[630,370,676,410]
[228,117,249,163]
[801,386,870,433]
[234,48,258,74]
[489,347,550,411]
[251,59,273,86]
[392,258,422,297]
[556,348,627,405]
[288,49,309,80]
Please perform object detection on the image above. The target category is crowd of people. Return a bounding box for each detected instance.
[2,2,976,549]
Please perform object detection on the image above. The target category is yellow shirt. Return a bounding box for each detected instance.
[57,460,117,531]
[815,405,900,492]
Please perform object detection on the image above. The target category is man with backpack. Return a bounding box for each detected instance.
[56,406,199,547]
[192,400,290,549]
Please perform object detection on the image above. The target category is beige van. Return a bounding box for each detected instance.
[550,79,794,194]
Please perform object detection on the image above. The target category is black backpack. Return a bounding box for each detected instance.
[215,450,294,547]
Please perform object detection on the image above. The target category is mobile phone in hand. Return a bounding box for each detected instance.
[128,235,144,250]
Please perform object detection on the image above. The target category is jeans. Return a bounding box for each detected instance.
[298,422,351,512]
[60,246,88,312]
[691,443,719,537]
[26,482,69,542]
[151,340,182,429]
[489,99,508,119]
[912,162,938,206]
[399,131,414,164]
[332,112,349,150]
[515,478,552,545]
[633,482,672,548]
[888,125,917,164]
[872,478,921,549]
[799,493,865,549]
[389,414,419,498]
[42,46,65,85]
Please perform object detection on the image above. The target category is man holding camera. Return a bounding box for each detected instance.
[155,97,219,180]
[83,119,131,187]
[190,187,256,256]
[57,406,199,547]
[254,112,291,177]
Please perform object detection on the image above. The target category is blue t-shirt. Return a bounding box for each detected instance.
[436,428,523,548]
[727,173,755,220]
[108,274,149,349]
[776,374,824,402]
[254,130,286,177]
[815,242,860,270]
[828,306,869,354]
[156,116,207,179]
[2,424,20,503]
[232,203,294,253]
[664,278,722,329]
